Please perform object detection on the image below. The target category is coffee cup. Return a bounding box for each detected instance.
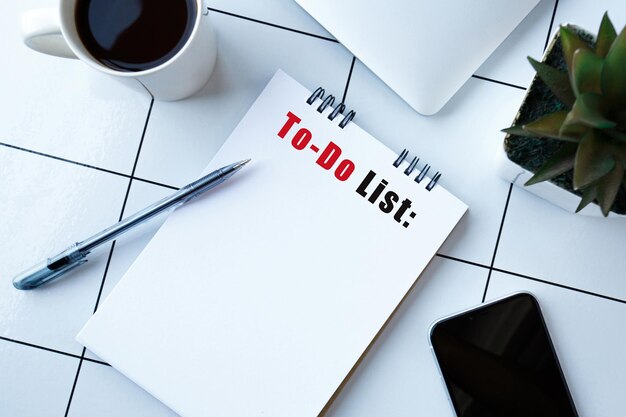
[21,0,217,100]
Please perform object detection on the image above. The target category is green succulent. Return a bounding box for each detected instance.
[503,13,626,216]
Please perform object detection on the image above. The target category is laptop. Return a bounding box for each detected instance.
[294,0,540,115]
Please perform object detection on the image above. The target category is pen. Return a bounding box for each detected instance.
[12,158,251,290]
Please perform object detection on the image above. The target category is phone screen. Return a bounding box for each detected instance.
[430,293,578,417]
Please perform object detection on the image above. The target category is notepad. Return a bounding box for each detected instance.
[77,70,467,417]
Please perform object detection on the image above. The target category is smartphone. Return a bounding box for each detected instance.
[429,292,578,417]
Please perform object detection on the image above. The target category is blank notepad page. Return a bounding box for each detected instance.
[77,70,467,417]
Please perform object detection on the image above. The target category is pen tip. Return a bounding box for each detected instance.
[234,158,251,170]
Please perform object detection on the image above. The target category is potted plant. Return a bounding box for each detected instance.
[497,13,626,217]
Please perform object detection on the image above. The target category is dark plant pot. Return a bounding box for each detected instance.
[496,25,626,218]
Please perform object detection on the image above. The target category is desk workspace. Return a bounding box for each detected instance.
[1,0,625,416]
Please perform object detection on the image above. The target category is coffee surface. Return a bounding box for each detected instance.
[75,0,196,72]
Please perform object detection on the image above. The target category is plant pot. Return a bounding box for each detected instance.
[497,26,626,218]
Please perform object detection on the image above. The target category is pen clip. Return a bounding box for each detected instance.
[12,245,87,290]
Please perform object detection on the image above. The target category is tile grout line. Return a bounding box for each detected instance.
[134,176,179,191]
[0,335,113,367]
[481,1,559,303]
[6,252,617,376]
[0,335,83,361]
[473,0,560,92]
[9,1,617,406]
[0,141,130,177]
[208,6,540,97]
[207,6,530,96]
[0,4,532,194]
[470,74,527,91]
[493,267,626,305]
[2,251,621,373]
[92,243,120,314]
[4,250,623,374]
[4,1,617,410]
[91,98,153,313]
[436,253,491,270]
[207,7,338,43]
[436,254,626,305]
[80,356,110,367]
[481,183,513,302]
[0,142,179,191]
[329,16,620,306]
[341,56,357,103]
[63,98,154,417]
[544,0,560,51]
[63,346,86,417]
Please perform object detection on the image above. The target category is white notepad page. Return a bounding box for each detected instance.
[77,70,467,417]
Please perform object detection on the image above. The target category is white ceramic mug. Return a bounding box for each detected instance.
[21,0,217,100]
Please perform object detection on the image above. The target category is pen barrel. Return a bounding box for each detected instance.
[13,243,86,290]
[78,193,186,252]
[77,169,225,253]
[12,160,246,290]
[49,243,84,266]
[181,170,228,203]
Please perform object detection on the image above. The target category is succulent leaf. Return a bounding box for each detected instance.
[571,49,604,96]
[596,159,624,216]
[523,111,581,142]
[525,143,577,185]
[596,12,617,57]
[575,185,598,212]
[528,57,575,107]
[561,92,616,131]
[503,112,582,143]
[558,118,589,140]
[574,130,615,189]
[601,25,626,110]
[501,125,532,136]
[507,15,626,216]
[560,25,591,74]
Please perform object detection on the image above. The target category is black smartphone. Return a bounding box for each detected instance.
[429,292,578,417]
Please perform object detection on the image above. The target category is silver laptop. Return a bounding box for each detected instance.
[295,0,540,115]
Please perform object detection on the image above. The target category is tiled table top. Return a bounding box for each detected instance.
[2,1,625,416]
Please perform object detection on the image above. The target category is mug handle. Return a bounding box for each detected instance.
[21,9,77,59]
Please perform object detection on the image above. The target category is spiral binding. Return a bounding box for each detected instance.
[306,88,439,189]
[393,149,441,191]
[306,87,355,129]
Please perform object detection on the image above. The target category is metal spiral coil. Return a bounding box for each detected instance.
[306,87,355,129]
[393,148,441,191]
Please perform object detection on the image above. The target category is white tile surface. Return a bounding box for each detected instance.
[96,181,174,305]
[207,0,333,39]
[84,181,172,362]
[68,361,178,417]
[135,11,352,187]
[0,339,78,417]
[495,187,626,300]
[486,271,626,417]
[491,0,626,299]
[0,146,127,354]
[344,61,526,265]
[1,1,152,174]
[326,257,488,417]
[1,0,625,416]
[475,0,556,88]
[553,0,626,39]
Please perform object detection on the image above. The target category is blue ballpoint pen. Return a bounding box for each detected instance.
[12,158,251,290]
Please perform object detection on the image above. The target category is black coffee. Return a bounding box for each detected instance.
[75,0,196,72]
